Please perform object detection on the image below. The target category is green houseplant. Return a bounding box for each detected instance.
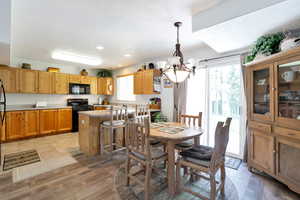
[246,32,285,63]
[97,69,112,77]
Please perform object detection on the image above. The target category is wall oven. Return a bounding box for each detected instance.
[69,83,90,95]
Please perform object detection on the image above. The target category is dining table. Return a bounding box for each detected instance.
[149,122,204,196]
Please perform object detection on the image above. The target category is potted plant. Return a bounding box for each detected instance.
[246,32,285,63]
[97,69,112,77]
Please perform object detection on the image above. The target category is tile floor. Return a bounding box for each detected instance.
[0,133,79,182]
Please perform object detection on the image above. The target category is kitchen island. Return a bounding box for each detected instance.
[78,110,134,156]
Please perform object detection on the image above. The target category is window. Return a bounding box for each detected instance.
[116,74,136,101]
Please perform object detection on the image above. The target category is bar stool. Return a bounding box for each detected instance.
[100,105,128,158]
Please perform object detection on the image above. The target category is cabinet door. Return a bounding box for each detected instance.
[276,137,300,193]
[90,77,98,94]
[39,109,58,134]
[0,118,5,142]
[6,111,25,140]
[134,72,143,94]
[54,73,69,94]
[69,75,82,84]
[98,77,114,95]
[81,76,91,84]
[143,70,154,94]
[0,67,19,93]
[57,109,72,132]
[250,64,274,122]
[19,69,38,93]
[249,130,275,174]
[38,71,53,94]
[24,110,39,137]
[274,55,300,130]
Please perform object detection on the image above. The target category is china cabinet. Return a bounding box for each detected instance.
[246,47,300,194]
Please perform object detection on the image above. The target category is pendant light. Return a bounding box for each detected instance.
[160,22,195,84]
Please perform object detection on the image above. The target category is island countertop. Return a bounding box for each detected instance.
[78,109,135,156]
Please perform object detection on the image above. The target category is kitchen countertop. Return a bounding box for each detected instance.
[79,108,136,117]
[6,105,72,111]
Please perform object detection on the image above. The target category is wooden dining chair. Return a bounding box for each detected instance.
[125,117,167,200]
[176,118,232,200]
[175,112,202,150]
[100,105,128,157]
[135,104,150,118]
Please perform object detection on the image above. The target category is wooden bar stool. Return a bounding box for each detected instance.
[100,105,128,157]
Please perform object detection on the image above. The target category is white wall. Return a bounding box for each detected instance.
[7,57,102,106]
[0,0,11,65]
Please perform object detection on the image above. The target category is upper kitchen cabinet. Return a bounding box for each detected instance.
[98,77,114,95]
[19,69,38,93]
[134,71,143,94]
[134,69,161,95]
[38,71,54,94]
[54,73,69,94]
[90,77,98,94]
[0,67,19,93]
[274,55,300,130]
[69,74,82,84]
[81,76,91,84]
[249,64,274,122]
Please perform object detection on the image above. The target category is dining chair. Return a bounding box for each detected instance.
[175,112,202,151]
[125,117,167,200]
[135,104,150,118]
[100,105,128,157]
[176,118,232,200]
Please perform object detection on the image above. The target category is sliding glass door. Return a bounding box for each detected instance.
[186,59,245,158]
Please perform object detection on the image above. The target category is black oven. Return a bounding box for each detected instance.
[69,83,90,95]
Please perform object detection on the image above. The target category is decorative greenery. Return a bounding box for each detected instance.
[97,69,112,77]
[153,112,168,122]
[246,32,285,63]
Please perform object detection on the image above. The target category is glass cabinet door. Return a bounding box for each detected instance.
[251,64,274,121]
[275,57,300,128]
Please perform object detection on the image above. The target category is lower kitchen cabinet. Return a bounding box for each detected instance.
[39,109,58,135]
[6,111,25,140]
[24,110,40,137]
[57,108,72,132]
[249,130,275,175]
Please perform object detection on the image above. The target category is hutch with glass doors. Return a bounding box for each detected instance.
[246,47,300,194]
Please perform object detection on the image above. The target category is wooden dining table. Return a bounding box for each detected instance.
[149,122,204,196]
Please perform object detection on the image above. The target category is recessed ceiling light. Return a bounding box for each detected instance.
[52,51,102,66]
[96,46,104,50]
[124,54,131,57]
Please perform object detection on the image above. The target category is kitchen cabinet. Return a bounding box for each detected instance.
[57,108,72,132]
[249,129,275,175]
[0,118,5,142]
[90,77,98,94]
[38,71,54,94]
[19,69,38,93]
[133,69,160,95]
[69,74,82,84]
[54,73,69,94]
[24,110,39,137]
[98,77,114,95]
[6,111,25,140]
[39,109,58,134]
[0,67,19,93]
[134,71,143,94]
[81,76,91,84]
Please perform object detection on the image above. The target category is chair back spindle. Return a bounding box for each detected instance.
[178,112,202,127]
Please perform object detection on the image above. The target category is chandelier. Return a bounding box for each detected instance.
[160,22,195,84]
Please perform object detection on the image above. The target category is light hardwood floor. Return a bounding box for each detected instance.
[0,134,299,200]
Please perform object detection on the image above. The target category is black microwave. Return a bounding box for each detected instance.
[69,83,90,95]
